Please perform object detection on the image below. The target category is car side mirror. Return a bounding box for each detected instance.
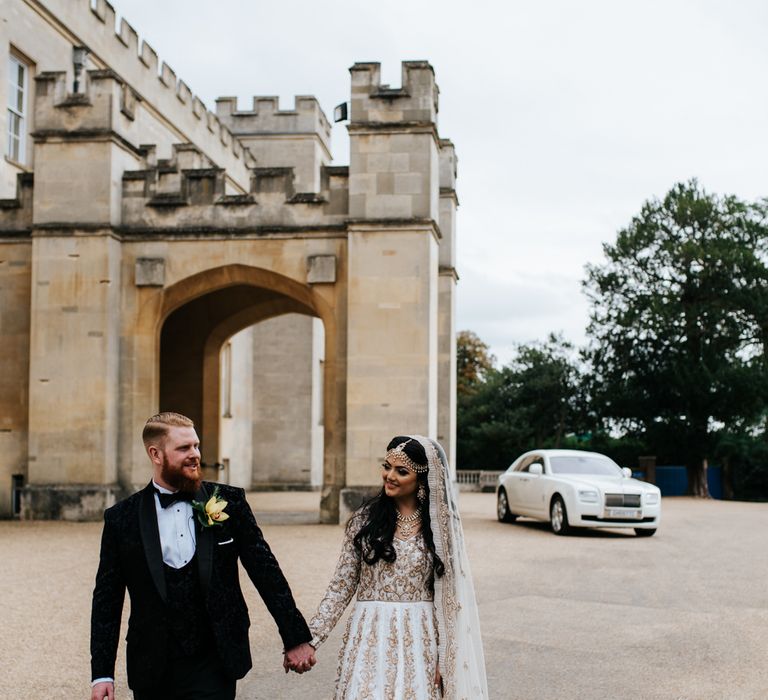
[529,463,543,476]
[621,467,632,478]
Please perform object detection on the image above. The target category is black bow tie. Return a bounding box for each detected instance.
[154,488,195,509]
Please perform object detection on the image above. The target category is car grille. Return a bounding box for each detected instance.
[604,493,641,507]
[583,515,656,523]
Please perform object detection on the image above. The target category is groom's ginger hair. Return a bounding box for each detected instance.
[142,412,194,448]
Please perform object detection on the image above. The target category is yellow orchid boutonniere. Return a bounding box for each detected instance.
[192,487,230,528]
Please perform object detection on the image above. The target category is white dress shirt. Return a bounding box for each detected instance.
[152,480,197,568]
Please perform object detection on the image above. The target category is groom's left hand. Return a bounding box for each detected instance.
[283,642,316,674]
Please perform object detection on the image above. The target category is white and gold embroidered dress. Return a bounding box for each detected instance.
[309,436,488,700]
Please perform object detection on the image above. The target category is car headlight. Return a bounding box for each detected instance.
[578,489,599,503]
[645,492,660,505]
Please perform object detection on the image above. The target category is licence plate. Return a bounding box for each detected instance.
[605,508,642,519]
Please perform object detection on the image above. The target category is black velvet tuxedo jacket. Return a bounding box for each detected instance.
[90,481,311,689]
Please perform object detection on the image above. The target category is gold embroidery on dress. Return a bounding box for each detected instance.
[309,520,435,649]
[338,606,366,697]
[309,514,364,648]
[384,613,398,696]
[422,606,441,700]
[358,606,380,699]
[309,513,441,699]
[402,611,417,700]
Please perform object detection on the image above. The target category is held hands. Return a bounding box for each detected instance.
[283,642,317,674]
[91,681,114,700]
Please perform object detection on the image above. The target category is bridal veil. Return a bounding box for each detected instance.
[412,436,489,699]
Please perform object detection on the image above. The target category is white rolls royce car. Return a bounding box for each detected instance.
[496,449,661,536]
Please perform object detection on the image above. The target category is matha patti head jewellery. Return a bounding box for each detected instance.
[385,439,429,474]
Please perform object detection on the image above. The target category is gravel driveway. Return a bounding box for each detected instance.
[2,493,766,699]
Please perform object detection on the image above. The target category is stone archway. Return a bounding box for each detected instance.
[155,264,344,523]
[159,286,311,460]
[4,53,455,523]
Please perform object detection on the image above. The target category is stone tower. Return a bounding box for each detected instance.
[0,1,458,522]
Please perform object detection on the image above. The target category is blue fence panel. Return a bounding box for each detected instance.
[655,466,687,496]
[653,465,722,499]
[708,466,722,499]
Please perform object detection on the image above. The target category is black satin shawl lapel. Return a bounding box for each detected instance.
[139,482,167,603]
[195,482,213,598]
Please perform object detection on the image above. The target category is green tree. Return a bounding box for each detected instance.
[714,428,768,501]
[584,181,768,496]
[508,334,579,447]
[457,334,581,468]
[456,330,495,396]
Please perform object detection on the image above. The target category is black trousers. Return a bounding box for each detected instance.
[132,650,236,700]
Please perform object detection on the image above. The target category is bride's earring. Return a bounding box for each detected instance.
[417,484,427,503]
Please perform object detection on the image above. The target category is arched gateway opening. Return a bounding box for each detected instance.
[156,265,342,521]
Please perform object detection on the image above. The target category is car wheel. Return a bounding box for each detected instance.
[497,489,517,523]
[634,528,656,537]
[550,495,571,535]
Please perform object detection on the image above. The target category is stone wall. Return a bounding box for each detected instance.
[0,0,458,524]
[249,314,317,488]
[0,241,31,516]
[219,327,254,489]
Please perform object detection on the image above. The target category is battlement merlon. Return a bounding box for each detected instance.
[349,61,439,126]
[215,96,331,150]
[439,139,458,194]
[36,0,255,190]
[34,70,136,137]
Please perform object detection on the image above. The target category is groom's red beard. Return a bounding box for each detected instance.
[160,454,202,494]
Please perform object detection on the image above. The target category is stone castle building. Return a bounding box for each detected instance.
[0,0,458,522]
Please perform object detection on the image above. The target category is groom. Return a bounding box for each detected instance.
[90,412,316,699]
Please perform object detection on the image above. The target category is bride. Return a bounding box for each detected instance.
[308,435,488,699]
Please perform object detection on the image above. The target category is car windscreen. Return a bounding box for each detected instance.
[549,455,622,476]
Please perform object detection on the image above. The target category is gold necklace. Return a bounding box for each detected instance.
[395,509,422,538]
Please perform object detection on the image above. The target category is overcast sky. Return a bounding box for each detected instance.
[117,0,768,365]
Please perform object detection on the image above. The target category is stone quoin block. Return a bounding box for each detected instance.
[135,257,165,286]
[307,255,336,284]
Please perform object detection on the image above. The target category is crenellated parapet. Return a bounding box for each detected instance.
[349,61,439,126]
[32,69,253,172]
[347,61,443,221]
[124,143,220,206]
[37,0,255,188]
[216,96,331,151]
[217,95,332,194]
[121,161,349,231]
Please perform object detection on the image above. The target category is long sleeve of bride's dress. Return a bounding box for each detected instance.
[308,519,362,648]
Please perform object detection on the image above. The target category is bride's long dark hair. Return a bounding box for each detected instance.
[351,436,445,577]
